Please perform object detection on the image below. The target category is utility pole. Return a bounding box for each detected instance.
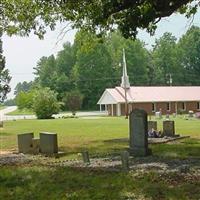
[166,73,173,86]
[169,73,172,86]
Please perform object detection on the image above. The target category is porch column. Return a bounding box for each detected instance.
[105,104,107,111]
[117,103,121,116]
[175,102,178,114]
[99,104,102,112]
[111,104,114,116]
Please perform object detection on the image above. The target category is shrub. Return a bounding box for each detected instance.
[16,90,35,110]
[63,90,83,116]
[33,88,60,119]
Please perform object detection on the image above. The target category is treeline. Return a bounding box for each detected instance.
[13,26,200,110]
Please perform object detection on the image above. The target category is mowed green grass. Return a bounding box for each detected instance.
[1,166,199,200]
[1,117,129,152]
[1,117,200,200]
[1,116,200,158]
[5,108,34,115]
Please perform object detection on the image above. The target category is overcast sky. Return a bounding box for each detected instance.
[2,11,200,99]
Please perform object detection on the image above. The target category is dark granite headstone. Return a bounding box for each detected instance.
[148,121,157,131]
[163,121,175,137]
[18,133,34,153]
[40,132,58,154]
[129,109,151,156]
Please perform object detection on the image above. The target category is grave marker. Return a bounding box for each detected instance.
[81,151,90,164]
[148,121,157,131]
[163,121,175,137]
[121,151,129,171]
[129,109,151,156]
[18,133,34,153]
[40,132,58,154]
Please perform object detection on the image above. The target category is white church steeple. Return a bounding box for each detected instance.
[121,48,130,89]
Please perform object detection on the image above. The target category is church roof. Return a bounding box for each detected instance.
[97,86,200,104]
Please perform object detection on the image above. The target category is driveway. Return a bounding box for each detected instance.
[0,106,36,121]
[0,106,107,121]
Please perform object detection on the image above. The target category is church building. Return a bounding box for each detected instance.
[97,49,200,116]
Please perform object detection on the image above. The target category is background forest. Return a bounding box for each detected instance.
[10,26,200,110]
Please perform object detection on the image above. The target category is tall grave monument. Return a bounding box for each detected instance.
[129,109,151,156]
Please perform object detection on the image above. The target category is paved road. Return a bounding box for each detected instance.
[0,106,107,121]
[0,106,22,121]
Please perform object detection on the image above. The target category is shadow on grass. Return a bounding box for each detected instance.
[0,165,199,200]
[59,138,200,159]
[151,138,200,158]
[59,137,129,157]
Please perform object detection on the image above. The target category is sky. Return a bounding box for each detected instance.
[2,10,200,99]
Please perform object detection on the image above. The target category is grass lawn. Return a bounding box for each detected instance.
[1,116,200,199]
[0,105,6,110]
[1,116,200,156]
[5,108,34,115]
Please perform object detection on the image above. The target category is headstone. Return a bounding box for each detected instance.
[163,121,175,137]
[40,132,58,154]
[18,133,34,153]
[31,138,40,154]
[81,151,90,164]
[166,114,170,120]
[148,121,157,131]
[121,151,129,171]
[129,109,151,156]
[188,110,194,118]
[155,112,160,119]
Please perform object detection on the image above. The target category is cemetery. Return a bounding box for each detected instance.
[0,110,200,199]
[1,1,200,199]
[1,52,200,199]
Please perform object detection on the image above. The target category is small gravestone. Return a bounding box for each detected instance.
[166,114,170,120]
[18,133,34,153]
[81,151,90,164]
[121,151,129,171]
[40,132,58,154]
[148,121,157,131]
[163,121,175,137]
[129,109,151,156]
[31,138,40,154]
[158,109,163,119]
[155,112,160,119]
[188,110,194,118]
[0,121,3,128]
